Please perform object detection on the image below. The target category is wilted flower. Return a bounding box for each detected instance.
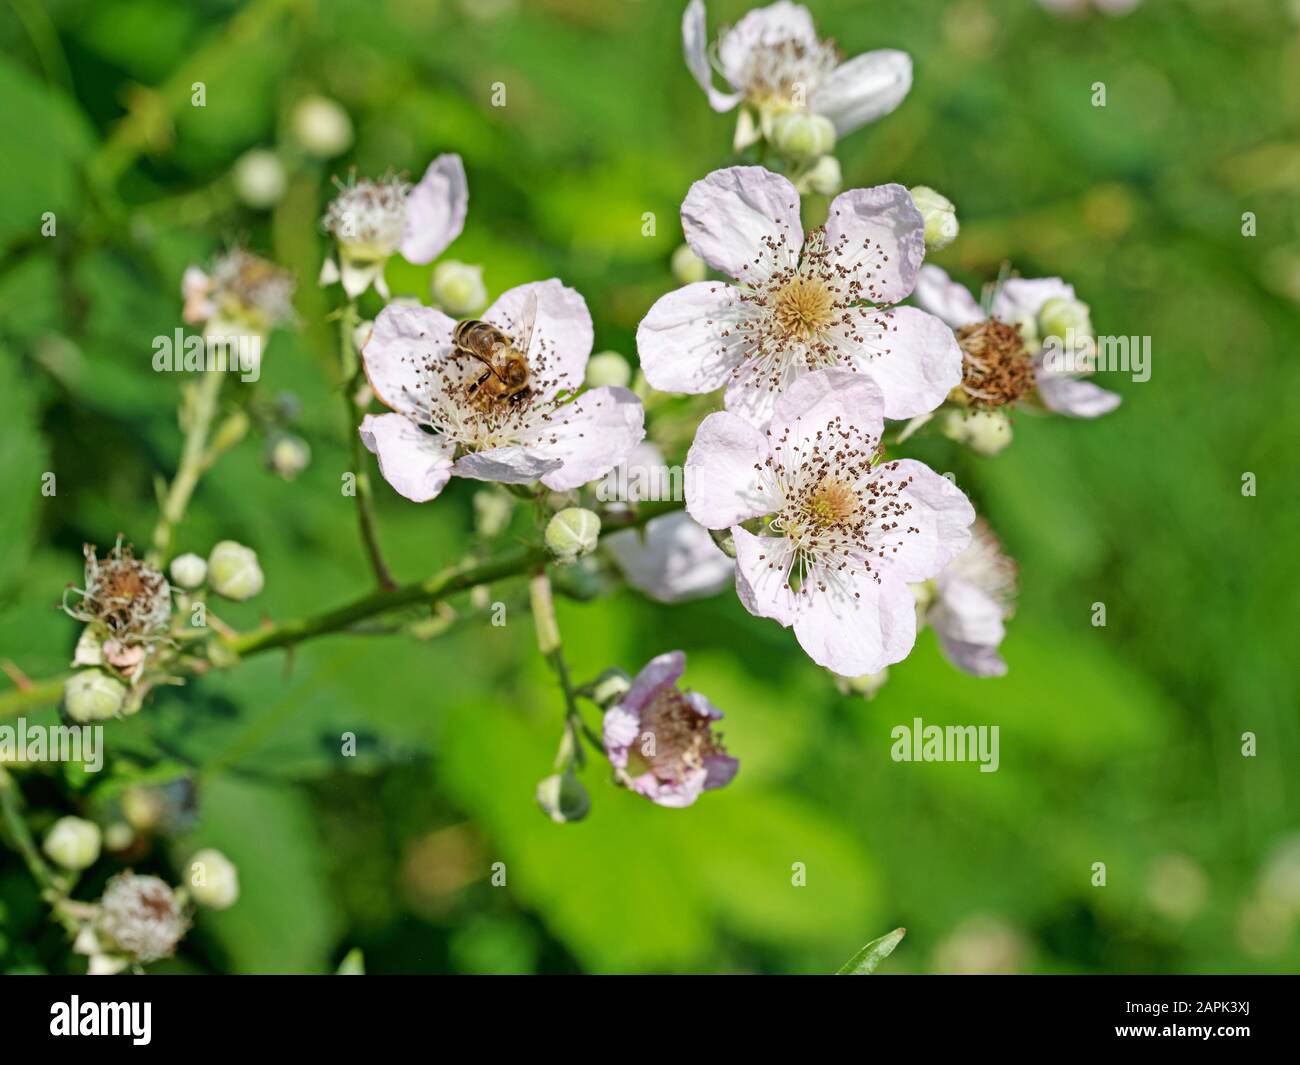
[95,873,189,964]
[64,541,172,673]
[918,518,1017,677]
[683,0,911,150]
[359,280,644,502]
[182,248,295,343]
[913,265,1121,418]
[638,166,961,428]
[321,155,468,298]
[603,650,738,807]
[686,369,975,676]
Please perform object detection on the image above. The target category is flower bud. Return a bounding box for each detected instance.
[291,95,353,158]
[187,848,240,909]
[535,770,590,824]
[265,433,312,481]
[473,490,513,538]
[910,186,959,251]
[584,351,631,389]
[431,261,488,317]
[169,553,207,590]
[771,111,836,160]
[941,409,1013,456]
[671,243,707,285]
[64,670,127,723]
[590,667,632,708]
[545,508,601,564]
[803,155,842,196]
[834,669,890,700]
[232,149,287,210]
[1037,296,1092,342]
[43,816,102,871]
[207,541,264,601]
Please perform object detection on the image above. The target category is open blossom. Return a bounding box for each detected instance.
[913,265,1120,418]
[686,368,974,676]
[638,166,961,428]
[182,248,295,339]
[682,0,911,148]
[920,519,1017,678]
[603,651,738,808]
[359,279,644,502]
[321,154,468,298]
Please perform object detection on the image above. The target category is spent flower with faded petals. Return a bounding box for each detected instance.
[182,248,295,344]
[64,540,172,674]
[95,873,189,965]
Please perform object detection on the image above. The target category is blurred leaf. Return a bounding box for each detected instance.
[837,927,906,975]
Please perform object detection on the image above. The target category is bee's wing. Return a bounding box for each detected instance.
[513,289,539,360]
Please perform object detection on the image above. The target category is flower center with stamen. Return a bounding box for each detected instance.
[627,687,725,783]
[772,276,836,342]
[955,319,1034,409]
[805,475,859,528]
[736,37,840,105]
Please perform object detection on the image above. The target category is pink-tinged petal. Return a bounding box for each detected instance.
[792,568,917,676]
[363,303,457,417]
[718,1,818,87]
[682,689,725,720]
[881,459,975,581]
[810,50,912,136]
[913,264,984,329]
[604,512,734,604]
[991,277,1075,323]
[703,753,740,790]
[768,367,886,451]
[732,526,798,626]
[523,386,644,491]
[932,576,1006,648]
[683,0,742,111]
[602,703,641,767]
[621,650,686,714]
[846,306,963,420]
[452,447,561,485]
[399,154,468,264]
[685,411,775,528]
[359,413,455,503]
[935,634,1007,678]
[825,184,926,305]
[485,279,592,395]
[637,282,744,395]
[629,767,710,808]
[1034,367,1121,418]
[181,266,213,324]
[682,166,802,283]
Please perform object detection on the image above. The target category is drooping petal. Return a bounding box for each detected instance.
[880,459,975,581]
[484,279,593,396]
[1034,366,1122,417]
[637,281,744,395]
[358,413,455,503]
[717,1,818,87]
[825,183,926,305]
[521,386,644,491]
[682,0,742,111]
[991,277,1075,323]
[732,526,798,626]
[844,305,963,420]
[792,567,917,676]
[931,577,1008,677]
[604,512,734,604]
[912,264,984,329]
[399,154,468,264]
[767,366,886,453]
[681,166,803,284]
[452,447,562,485]
[622,650,686,715]
[685,411,775,528]
[810,49,912,136]
[362,303,457,417]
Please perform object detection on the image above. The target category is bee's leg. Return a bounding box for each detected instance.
[468,369,492,396]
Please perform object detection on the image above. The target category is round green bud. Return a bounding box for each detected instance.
[545,508,601,564]
[266,433,312,481]
[232,149,287,210]
[473,490,513,538]
[169,553,208,590]
[431,261,488,318]
[64,670,127,723]
[207,541,264,601]
[909,186,959,251]
[188,848,240,909]
[1037,296,1093,342]
[671,244,707,285]
[771,111,836,160]
[43,816,102,871]
[804,155,842,196]
[584,351,631,389]
[941,409,1013,456]
[291,95,353,158]
[590,667,632,708]
[535,770,590,824]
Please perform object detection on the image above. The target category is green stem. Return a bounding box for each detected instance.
[0,770,80,935]
[529,569,590,769]
[149,368,225,565]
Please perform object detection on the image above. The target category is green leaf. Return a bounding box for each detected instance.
[837,928,906,975]
[335,948,365,975]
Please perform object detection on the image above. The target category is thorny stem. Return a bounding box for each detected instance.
[0,769,81,935]
[149,368,226,566]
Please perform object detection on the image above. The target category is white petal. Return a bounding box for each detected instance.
[399,154,468,264]
[880,459,975,582]
[637,281,744,395]
[525,386,645,491]
[340,257,386,299]
[605,512,734,604]
[359,413,455,503]
[768,366,886,452]
[1034,367,1122,418]
[718,1,818,87]
[846,305,963,420]
[992,276,1074,322]
[682,0,742,111]
[362,303,457,417]
[452,447,561,485]
[810,49,912,136]
[792,567,917,676]
[485,279,592,396]
[732,526,798,626]
[682,166,803,283]
[931,577,1008,677]
[684,411,775,528]
[912,264,984,329]
[825,183,926,305]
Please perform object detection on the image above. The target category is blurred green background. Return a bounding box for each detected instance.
[1,0,1298,974]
